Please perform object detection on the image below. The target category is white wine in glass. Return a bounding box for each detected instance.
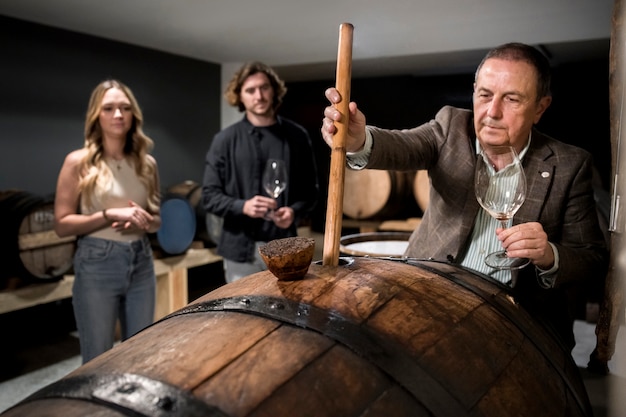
[474,145,529,270]
[262,159,287,220]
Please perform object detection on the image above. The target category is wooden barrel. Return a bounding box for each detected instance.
[340,231,411,257]
[155,196,196,255]
[0,190,75,283]
[2,258,592,417]
[343,169,418,219]
[166,180,220,247]
[413,169,430,212]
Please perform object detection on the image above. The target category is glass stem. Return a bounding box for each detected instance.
[499,220,509,229]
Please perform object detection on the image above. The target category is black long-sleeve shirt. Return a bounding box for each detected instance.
[202,116,319,262]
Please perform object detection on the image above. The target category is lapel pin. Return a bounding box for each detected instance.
[541,171,550,178]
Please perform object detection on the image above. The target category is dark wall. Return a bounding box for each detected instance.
[0,16,221,196]
[281,57,611,230]
[1,14,610,233]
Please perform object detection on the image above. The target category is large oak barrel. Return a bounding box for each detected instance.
[0,190,75,284]
[1,258,591,416]
[343,169,419,219]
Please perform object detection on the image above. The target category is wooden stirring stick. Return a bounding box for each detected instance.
[323,23,354,266]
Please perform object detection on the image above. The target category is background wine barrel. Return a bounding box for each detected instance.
[153,180,223,256]
[340,231,411,257]
[343,169,419,220]
[155,196,197,256]
[0,190,75,285]
[1,258,592,417]
[165,180,221,247]
[413,169,430,212]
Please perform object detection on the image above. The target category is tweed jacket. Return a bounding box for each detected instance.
[365,105,608,348]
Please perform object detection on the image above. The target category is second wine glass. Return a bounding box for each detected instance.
[474,145,529,270]
[262,159,288,220]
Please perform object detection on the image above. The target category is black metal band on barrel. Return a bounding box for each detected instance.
[410,260,590,416]
[160,294,469,416]
[15,373,229,417]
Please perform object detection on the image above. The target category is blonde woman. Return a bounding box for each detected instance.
[54,79,161,363]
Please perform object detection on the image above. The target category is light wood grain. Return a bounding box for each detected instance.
[323,22,353,266]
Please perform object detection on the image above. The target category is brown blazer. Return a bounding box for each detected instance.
[365,105,608,349]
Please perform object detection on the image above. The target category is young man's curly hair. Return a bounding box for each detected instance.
[224,62,287,112]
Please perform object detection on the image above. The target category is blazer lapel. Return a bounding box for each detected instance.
[514,133,555,224]
[455,146,483,257]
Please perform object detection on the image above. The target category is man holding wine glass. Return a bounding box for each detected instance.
[320,42,608,351]
[202,61,319,283]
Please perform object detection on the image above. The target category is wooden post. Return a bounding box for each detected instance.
[590,0,626,372]
[323,23,354,266]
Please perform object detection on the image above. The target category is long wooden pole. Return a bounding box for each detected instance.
[323,23,354,266]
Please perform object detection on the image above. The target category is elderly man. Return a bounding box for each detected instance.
[321,42,608,351]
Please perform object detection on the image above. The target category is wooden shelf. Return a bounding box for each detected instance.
[0,248,223,320]
[153,248,222,320]
[0,275,75,315]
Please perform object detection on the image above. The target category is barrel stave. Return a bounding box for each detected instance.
[196,325,335,416]
[81,312,278,391]
[360,385,431,417]
[474,339,573,415]
[343,169,418,220]
[245,344,405,417]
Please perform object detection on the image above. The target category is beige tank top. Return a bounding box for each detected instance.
[80,158,149,242]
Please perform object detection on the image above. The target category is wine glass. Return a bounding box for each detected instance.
[474,145,529,270]
[262,159,287,220]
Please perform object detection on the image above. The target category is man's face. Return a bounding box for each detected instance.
[240,72,274,117]
[473,58,551,153]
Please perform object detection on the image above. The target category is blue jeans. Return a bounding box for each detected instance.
[224,241,268,283]
[72,236,155,363]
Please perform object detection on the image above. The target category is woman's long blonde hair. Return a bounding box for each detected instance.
[78,79,160,213]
